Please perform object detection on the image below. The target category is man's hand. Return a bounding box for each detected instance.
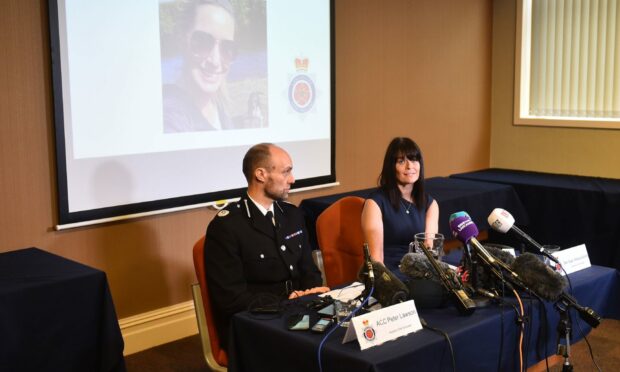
[288,286,330,299]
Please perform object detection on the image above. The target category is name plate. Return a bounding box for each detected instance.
[343,300,422,350]
[553,244,591,275]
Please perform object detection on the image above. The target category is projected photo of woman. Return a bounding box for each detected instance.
[159,0,268,132]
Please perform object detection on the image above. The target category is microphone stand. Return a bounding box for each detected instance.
[463,243,479,288]
[359,243,376,310]
[469,244,516,293]
[554,301,573,372]
[418,242,476,315]
[465,244,492,307]
[552,292,600,372]
[469,241,545,300]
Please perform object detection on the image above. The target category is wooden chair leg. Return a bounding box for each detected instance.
[191,283,227,372]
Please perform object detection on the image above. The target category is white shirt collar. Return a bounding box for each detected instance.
[247,194,274,216]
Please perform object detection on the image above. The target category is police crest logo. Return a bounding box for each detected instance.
[288,57,316,113]
[362,319,376,341]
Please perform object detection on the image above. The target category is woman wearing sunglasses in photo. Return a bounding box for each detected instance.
[162,0,238,132]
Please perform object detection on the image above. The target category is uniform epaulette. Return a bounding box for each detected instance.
[216,201,243,217]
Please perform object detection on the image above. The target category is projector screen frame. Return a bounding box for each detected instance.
[48,0,336,228]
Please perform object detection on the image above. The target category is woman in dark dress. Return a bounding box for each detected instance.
[361,137,439,276]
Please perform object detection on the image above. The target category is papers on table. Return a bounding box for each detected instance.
[319,282,365,302]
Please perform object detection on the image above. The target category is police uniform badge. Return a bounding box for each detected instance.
[217,210,230,217]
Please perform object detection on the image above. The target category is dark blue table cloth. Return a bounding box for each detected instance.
[300,177,528,250]
[450,168,620,270]
[228,265,619,372]
[0,248,126,372]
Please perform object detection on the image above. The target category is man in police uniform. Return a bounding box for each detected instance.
[204,143,328,347]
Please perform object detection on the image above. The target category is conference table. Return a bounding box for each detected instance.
[0,248,126,372]
[450,168,620,270]
[300,176,529,250]
[228,265,620,372]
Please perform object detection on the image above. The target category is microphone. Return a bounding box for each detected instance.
[510,253,566,301]
[449,212,507,271]
[476,288,501,300]
[487,208,560,264]
[360,243,375,303]
[359,248,409,307]
[363,243,375,286]
[399,252,455,282]
[414,240,476,315]
[400,252,470,310]
[557,292,602,329]
[448,211,469,222]
[450,213,520,291]
[367,261,410,307]
[471,244,516,291]
[484,245,516,266]
[511,252,601,328]
[449,212,526,292]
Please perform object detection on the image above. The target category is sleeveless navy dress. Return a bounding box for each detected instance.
[368,189,434,280]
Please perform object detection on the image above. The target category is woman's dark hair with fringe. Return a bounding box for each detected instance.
[378,137,426,212]
[176,0,235,35]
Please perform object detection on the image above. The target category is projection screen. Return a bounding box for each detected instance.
[48,0,335,228]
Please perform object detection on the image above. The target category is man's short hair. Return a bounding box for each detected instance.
[242,143,274,183]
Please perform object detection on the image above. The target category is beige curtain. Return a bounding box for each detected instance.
[529,0,620,118]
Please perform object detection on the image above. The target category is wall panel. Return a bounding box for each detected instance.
[0,0,492,318]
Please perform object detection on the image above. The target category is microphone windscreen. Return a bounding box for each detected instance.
[359,260,410,307]
[468,244,516,291]
[399,252,460,309]
[399,252,451,282]
[487,208,514,233]
[448,211,468,224]
[511,253,567,301]
[449,213,479,243]
[483,244,516,266]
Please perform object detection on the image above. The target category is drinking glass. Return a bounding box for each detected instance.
[412,232,445,261]
[335,300,356,327]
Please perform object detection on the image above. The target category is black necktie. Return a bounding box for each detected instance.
[265,211,275,227]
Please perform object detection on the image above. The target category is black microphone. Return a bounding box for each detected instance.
[363,243,375,286]
[358,249,409,308]
[511,252,601,328]
[476,287,501,300]
[399,252,455,282]
[487,208,560,264]
[413,241,476,315]
[366,261,409,307]
[510,253,566,301]
[556,292,602,328]
[400,252,467,310]
[472,244,517,291]
[484,244,516,266]
[360,243,375,302]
